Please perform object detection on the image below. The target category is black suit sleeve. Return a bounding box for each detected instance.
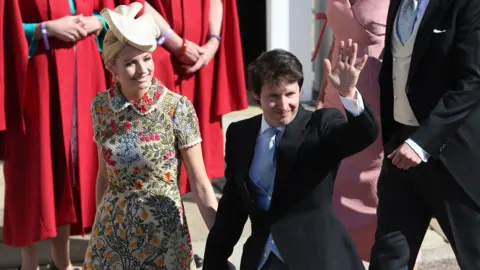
[410,2,480,158]
[203,122,249,270]
[320,103,379,160]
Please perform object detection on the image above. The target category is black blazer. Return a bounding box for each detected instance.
[203,105,379,270]
[379,0,480,207]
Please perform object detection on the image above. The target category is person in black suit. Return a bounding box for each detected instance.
[203,41,379,270]
[369,0,480,269]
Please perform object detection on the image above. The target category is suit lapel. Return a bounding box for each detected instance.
[233,115,261,199]
[270,106,309,207]
[408,0,451,85]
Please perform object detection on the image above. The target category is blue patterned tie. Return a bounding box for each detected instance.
[397,0,419,45]
[259,128,280,190]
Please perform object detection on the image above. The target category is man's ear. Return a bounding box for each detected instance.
[253,92,261,101]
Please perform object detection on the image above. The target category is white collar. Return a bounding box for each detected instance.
[259,115,286,135]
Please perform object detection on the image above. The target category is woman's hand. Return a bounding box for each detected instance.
[45,15,88,42]
[79,16,103,35]
[324,39,368,98]
[181,144,218,230]
[183,38,220,74]
[178,40,206,66]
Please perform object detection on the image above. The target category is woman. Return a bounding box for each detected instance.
[1,0,108,269]
[317,0,389,265]
[83,3,218,269]
[116,0,248,196]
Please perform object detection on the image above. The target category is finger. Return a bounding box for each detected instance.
[393,154,408,169]
[188,49,201,60]
[355,54,368,70]
[339,40,345,64]
[66,34,76,42]
[179,56,196,66]
[70,31,79,41]
[324,59,332,77]
[77,19,86,28]
[195,44,206,54]
[350,42,358,66]
[73,14,84,22]
[396,156,411,170]
[391,151,402,166]
[387,149,397,159]
[345,39,353,65]
[186,57,205,74]
[76,25,88,38]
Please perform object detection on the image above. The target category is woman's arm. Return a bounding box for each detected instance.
[316,37,336,109]
[208,0,223,37]
[144,2,203,65]
[144,2,182,53]
[95,145,109,208]
[184,0,223,73]
[180,144,218,230]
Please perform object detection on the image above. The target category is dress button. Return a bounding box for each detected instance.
[394,95,398,100]
[393,57,397,62]
[264,253,268,258]
[268,196,272,201]
[271,240,275,244]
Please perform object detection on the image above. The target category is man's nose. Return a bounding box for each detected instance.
[278,96,289,110]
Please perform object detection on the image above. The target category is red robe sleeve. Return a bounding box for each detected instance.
[212,0,248,117]
[96,0,117,11]
[0,0,29,155]
[1,0,29,128]
[0,0,5,132]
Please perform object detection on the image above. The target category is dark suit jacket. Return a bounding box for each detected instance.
[203,105,379,270]
[379,0,480,207]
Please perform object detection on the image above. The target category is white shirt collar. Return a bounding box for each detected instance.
[259,115,286,135]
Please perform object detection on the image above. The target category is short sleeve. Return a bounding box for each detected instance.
[173,96,202,149]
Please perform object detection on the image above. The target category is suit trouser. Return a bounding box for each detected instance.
[369,123,480,270]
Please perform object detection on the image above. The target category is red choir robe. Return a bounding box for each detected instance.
[118,0,248,194]
[0,0,108,246]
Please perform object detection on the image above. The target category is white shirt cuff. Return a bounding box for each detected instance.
[339,89,365,116]
[405,138,430,162]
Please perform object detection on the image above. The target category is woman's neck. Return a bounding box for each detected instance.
[120,84,151,102]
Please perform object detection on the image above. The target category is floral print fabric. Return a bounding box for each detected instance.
[84,79,201,270]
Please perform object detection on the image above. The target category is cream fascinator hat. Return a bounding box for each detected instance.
[100,2,161,64]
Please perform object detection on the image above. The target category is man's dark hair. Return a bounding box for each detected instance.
[247,49,304,97]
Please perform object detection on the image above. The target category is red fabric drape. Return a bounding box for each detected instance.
[1,0,109,246]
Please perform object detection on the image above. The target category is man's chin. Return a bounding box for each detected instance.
[278,116,294,126]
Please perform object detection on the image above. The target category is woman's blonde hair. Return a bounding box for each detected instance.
[102,31,125,69]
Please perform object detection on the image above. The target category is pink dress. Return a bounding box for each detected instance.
[323,0,389,262]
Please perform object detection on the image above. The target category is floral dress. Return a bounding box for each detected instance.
[84,79,201,270]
